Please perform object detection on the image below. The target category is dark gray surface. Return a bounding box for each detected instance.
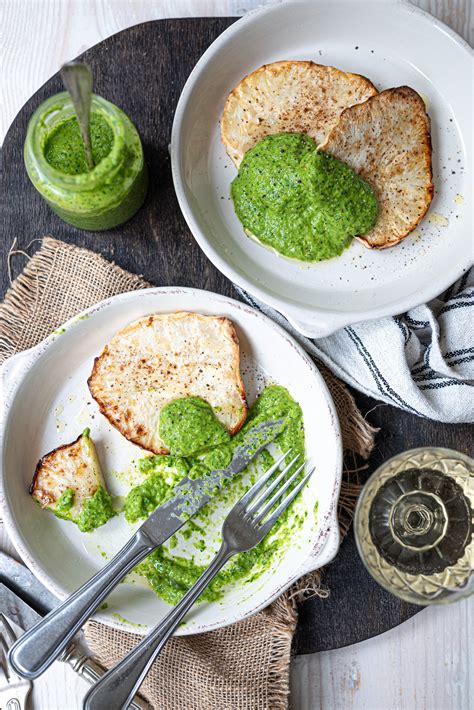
[1,18,472,654]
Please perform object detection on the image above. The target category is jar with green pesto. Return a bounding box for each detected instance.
[24,92,148,231]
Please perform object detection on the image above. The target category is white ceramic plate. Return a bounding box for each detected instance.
[171,0,473,337]
[0,288,342,635]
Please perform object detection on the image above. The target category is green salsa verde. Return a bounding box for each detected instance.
[123,456,189,523]
[124,385,309,605]
[55,488,75,513]
[76,486,116,532]
[159,397,230,457]
[231,132,378,262]
[53,485,115,533]
[44,113,114,175]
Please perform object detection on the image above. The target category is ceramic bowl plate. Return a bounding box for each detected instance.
[0,288,342,635]
[171,0,472,337]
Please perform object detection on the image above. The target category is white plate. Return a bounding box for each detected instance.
[0,288,342,635]
[171,0,473,337]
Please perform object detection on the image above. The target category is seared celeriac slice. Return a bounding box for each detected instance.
[30,428,114,532]
[88,313,248,455]
[221,60,377,166]
[320,86,433,248]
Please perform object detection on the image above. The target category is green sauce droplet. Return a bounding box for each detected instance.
[55,488,75,513]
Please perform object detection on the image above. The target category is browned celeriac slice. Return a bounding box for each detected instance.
[320,86,433,248]
[88,313,248,455]
[221,60,378,166]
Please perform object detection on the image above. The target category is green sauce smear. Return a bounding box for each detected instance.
[124,457,189,523]
[44,113,114,174]
[159,397,230,456]
[52,484,115,532]
[76,486,116,532]
[125,385,309,605]
[231,132,378,262]
[55,488,74,513]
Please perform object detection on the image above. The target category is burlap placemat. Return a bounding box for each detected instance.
[0,237,376,709]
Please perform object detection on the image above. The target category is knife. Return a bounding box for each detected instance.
[0,572,149,710]
[9,418,285,680]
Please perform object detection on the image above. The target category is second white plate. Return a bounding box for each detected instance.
[171,0,472,337]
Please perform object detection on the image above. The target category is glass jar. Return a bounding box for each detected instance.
[24,92,148,231]
[354,447,473,605]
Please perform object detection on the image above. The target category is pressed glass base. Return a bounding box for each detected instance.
[355,448,473,605]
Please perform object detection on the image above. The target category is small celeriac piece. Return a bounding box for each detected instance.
[30,428,114,532]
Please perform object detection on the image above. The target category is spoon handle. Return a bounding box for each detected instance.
[60,62,95,170]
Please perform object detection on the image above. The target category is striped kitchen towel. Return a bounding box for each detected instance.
[237,268,474,423]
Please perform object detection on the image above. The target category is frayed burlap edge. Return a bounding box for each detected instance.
[1,237,376,709]
[0,236,148,362]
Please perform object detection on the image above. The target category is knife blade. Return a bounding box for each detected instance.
[140,417,286,545]
[0,579,150,709]
[9,417,286,680]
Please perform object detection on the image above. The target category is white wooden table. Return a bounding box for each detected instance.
[1,1,473,709]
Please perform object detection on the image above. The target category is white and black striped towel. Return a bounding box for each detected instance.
[237,268,474,423]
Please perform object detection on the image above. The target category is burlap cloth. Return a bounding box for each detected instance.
[0,237,376,709]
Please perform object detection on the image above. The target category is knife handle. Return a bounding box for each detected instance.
[8,531,153,680]
[60,644,151,710]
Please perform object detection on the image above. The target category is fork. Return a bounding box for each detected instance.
[0,614,32,710]
[83,450,314,710]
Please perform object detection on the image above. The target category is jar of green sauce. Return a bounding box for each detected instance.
[24,92,148,231]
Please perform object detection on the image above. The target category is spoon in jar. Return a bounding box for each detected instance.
[60,62,95,171]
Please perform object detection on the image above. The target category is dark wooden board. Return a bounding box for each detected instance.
[1,18,472,655]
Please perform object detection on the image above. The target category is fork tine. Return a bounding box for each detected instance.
[236,450,295,509]
[249,461,307,519]
[0,614,17,646]
[0,654,8,685]
[0,627,11,660]
[258,467,315,531]
[0,638,10,684]
[247,454,305,514]
[0,614,21,683]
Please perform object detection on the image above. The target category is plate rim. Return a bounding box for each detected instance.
[170,0,473,338]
